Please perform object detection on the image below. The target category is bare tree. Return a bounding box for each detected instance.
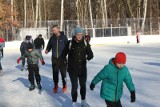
[141,0,148,32]
[60,0,64,31]
[35,0,39,27]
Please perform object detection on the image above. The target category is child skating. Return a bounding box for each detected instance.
[90,52,135,107]
[0,38,5,76]
[17,43,45,91]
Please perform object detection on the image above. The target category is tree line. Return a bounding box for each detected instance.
[0,0,160,38]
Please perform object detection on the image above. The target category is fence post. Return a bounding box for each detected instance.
[119,24,120,36]
[85,25,87,34]
[47,20,50,39]
[93,25,96,38]
[150,18,152,35]
[159,23,160,35]
[67,25,69,38]
[111,24,112,37]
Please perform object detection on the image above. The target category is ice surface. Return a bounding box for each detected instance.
[0,43,160,107]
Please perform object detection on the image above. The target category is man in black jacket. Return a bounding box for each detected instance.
[45,25,68,93]
[60,26,94,107]
[34,34,45,55]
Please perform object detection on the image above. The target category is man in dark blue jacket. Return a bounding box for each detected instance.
[45,25,68,93]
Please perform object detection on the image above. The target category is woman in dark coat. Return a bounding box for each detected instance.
[60,27,94,107]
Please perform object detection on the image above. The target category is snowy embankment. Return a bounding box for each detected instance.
[5,35,160,50]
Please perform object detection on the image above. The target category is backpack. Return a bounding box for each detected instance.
[69,39,87,50]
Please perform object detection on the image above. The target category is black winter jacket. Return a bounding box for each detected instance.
[46,32,68,59]
[61,37,94,75]
[34,38,45,49]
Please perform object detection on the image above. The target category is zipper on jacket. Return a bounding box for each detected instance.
[114,69,119,103]
[56,38,58,58]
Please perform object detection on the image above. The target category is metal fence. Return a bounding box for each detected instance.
[3,17,160,41]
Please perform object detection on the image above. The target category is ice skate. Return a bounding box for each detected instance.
[62,85,67,93]
[29,84,35,91]
[0,70,3,76]
[37,83,42,90]
[72,102,77,107]
[81,99,89,107]
[53,85,58,93]
[21,65,24,71]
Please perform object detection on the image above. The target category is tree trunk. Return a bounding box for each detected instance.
[89,0,93,28]
[35,0,39,28]
[141,0,148,33]
[39,0,42,27]
[60,0,64,31]
[24,0,27,28]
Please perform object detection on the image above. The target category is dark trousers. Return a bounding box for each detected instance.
[28,64,41,84]
[52,58,67,86]
[105,100,122,107]
[69,72,87,102]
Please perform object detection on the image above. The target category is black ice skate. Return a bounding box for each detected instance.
[29,84,35,91]
[37,83,42,90]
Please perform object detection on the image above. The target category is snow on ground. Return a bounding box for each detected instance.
[0,43,160,107]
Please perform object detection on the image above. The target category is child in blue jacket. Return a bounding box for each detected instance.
[90,52,136,107]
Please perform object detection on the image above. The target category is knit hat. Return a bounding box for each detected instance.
[25,35,30,40]
[72,27,84,36]
[38,34,42,37]
[114,52,126,64]
[27,43,33,50]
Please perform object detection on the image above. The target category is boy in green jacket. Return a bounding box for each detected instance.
[17,43,45,91]
[90,52,135,107]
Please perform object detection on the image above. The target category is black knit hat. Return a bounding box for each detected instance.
[27,43,33,50]
[25,35,30,40]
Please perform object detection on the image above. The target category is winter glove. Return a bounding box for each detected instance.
[40,60,45,65]
[130,91,136,102]
[17,58,21,64]
[90,83,95,91]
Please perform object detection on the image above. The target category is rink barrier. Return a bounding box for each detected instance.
[5,35,160,50]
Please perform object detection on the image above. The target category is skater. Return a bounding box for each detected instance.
[136,30,140,44]
[17,43,45,91]
[20,35,32,71]
[34,34,45,55]
[60,26,94,107]
[84,32,91,44]
[90,52,136,107]
[0,37,5,76]
[45,25,68,93]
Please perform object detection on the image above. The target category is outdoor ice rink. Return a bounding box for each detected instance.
[0,42,160,107]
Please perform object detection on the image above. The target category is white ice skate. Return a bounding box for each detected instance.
[81,100,89,107]
[0,70,3,76]
[72,102,77,107]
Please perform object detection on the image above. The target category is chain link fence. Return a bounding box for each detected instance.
[3,17,160,41]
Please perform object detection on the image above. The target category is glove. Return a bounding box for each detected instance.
[130,91,136,102]
[17,58,21,63]
[90,83,95,91]
[40,60,45,65]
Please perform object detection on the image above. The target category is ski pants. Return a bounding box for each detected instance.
[52,58,67,86]
[105,100,122,107]
[69,71,87,102]
[28,64,41,84]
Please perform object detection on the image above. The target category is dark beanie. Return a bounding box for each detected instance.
[114,52,126,64]
[27,43,33,49]
[25,35,30,40]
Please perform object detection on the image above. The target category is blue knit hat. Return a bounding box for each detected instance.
[72,27,84,36]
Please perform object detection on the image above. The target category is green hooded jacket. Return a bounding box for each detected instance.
[21,49,43,64]
[92,58,135,102]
